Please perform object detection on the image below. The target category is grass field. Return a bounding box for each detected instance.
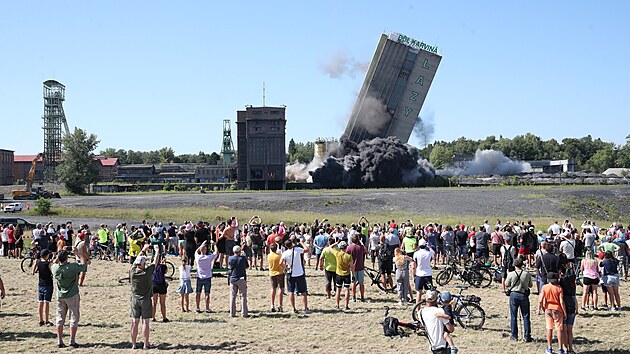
[0,257,628,353]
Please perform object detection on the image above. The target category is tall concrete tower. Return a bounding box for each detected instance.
[343,33,441,144]
[42,80,70,182]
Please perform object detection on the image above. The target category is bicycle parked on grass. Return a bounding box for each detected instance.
[364,266,396,294]
[435,258,484,288]
[380,306,426,337]
[465,259,501,288]
[412,285,486,330]
[21,245,75,272]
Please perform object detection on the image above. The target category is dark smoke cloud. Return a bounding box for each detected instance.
[320,50,369,79]
[413,111,435,147]
[310,136,435,188]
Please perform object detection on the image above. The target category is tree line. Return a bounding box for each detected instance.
[419,133,630,172]
[99,147,222,165]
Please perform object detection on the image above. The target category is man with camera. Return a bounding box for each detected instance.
[504,258,533,342]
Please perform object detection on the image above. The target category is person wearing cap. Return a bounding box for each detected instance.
[330,240,353,310]
[420,290,455,354]
[413,238,435,305]
[130,244,160,350]
[228,245,249,317]
[434,291,457,353]
[33,249,54,326]
[505,258,533,342]
[52,249,88,348]
[538,271,567,354]
[281,239,311,314]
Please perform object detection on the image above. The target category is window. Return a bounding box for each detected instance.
[251,169,263,179]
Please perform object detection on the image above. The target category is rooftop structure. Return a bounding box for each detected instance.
[343,32,441,143]
[42,80,70,182]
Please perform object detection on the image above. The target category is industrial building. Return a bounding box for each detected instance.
[0,149,14,185]
[343,32,442,144]
[314,138,339,158]
[42,80,70,182]
[528,159,576,173]
[13,154,44,183]
[237,106,286,190]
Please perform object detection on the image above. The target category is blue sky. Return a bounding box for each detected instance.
[2,1,628,155]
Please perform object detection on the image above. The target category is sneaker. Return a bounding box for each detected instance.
[546,348,553,354]
[162,318,170,323]
[46,321,54,326]
[558,349,566,354]
[398,300,404,306]
[352,297,356,302]
[39,321,45,326]
[303,309,312,314]
[344,306,350,311]
[242,314,250,318]
[70,342,80,348]
[567,350,576,354]
[360,297,366,303]
[277,306,283,312]
[509,337,518,341]
[524,337,534,343]
[195,308,202,313]
[614,307,620,312]
[271,306,276,312]
[292,309,299,314]
[58,343,66,348]
[205,309,212,313]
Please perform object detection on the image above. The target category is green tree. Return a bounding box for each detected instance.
[158,147,176,163]
[584,148,615,173]
[208,152,221,165]
[429,145,454,169]
[58,128,100,194]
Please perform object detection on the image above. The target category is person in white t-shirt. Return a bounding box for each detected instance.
[413,239,434,305]
[559,234,576,263]
[281,240,311,314]
[421,290,455,354]
[548,221,561,237]
[194,241,218,313]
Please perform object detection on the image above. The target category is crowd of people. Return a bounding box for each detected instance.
[1,216,628,353]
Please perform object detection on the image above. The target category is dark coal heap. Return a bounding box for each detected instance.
[310,136,435,188]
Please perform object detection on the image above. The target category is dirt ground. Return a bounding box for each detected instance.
[0,256,628,354]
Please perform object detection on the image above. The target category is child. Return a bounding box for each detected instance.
[32,249,54,326]
[177,257,193,312]
[435,291,458,354]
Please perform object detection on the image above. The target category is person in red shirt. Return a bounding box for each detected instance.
[7,224,16,258]
[347,234,367,302]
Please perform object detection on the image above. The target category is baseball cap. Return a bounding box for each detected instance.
[537,230,543,235]
[40,249,50,258]
[233,245,242,254]
[339,241,348,249]
[425,290,439,302]
[418,239,427,247]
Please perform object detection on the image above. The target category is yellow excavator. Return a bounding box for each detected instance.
[11,153,61,200]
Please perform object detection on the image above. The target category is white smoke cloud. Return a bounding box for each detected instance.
[286,157,324,182]
[319,50,369,79]
[437,149,532,176]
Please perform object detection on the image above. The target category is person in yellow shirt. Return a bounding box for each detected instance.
[267,243,284,312]
[321,238,338,299]
[331,240,353,310]
[128,227,145,265]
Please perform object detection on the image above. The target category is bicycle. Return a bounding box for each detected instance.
[435,258,484,288]
[364,266,396,294]
[21,246,76,272]
[93,242,115,261]
[411,285,486,330]
[466,260,500,288]
[380,306,425,337]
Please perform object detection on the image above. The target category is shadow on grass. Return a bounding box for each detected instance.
[82,340,251,351]
[84,322,124,329]
[578,350,630,354]
[573,336,602,345]
[0,312,31,318]
[578,312,621,319]
[0,331,56,341]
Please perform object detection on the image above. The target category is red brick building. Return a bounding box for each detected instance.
[13,154,44,184]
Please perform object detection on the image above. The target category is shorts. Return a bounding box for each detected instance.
[563,312,576,326]
[177,279,193,294]
[336,275,352,288]
[457,245,467,257]
[270,274,285,289]
[475,248,489,259]
[196,277,212,294]
[379,260,393,275]
[583,277,599,286]
[603,274,620,287]
[545,309,564,330]
[414,275,433,291]
[492,244,501,256]
[129,256,137,265]
[370,250,378,263]
[518,247,530,255]
[252,245,263,259]
[56,293,80,327]
[352,270,364,284]
[325,270,336,292]
[244,245,253,257]
[217,239,226,254]
[116,242,125,256]
[130,296,152,319]
[38,284,53,302]
[225,240,236,256]
[287,275,307,294]
[153,282,168,295]
[178,240,186,247]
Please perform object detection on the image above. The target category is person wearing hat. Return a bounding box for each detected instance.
[51,249,89,348]
[228,245,249,317]
[505,258,533,342]
[130,244,160,349]
[281,239,311,314]
[434,291,458,353]
[538,271,567,354]
[330,240,353,310]
[420,290,455,354]
[413,238,435,305]
[33,249,54,326]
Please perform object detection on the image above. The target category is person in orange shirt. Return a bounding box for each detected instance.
[538,272,567,354]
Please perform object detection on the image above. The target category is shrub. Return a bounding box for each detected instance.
[35,198,52,216]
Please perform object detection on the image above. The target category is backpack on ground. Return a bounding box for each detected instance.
[382,316,400,337]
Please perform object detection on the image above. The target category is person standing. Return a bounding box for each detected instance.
[267,243,284,312]
[347,234,367,302]
[321,238,338,299]
[114,224,126,262]
[413,239,435,305]
[474,226,490,262]
[176,257,192,312]
[52,250,88,348]
[130,245,159,350]
[330,240,352,310]
[151,256,169,322]
[504,258,533,342]
[313,230,329,271]
[420,290,455,354]
[394,247,414,306]
[228,245,249,318]
[195,241,218,313]
[559,255,578,354]
[281,239,311,314]
[539,272,566,354]
[32,249,54,326]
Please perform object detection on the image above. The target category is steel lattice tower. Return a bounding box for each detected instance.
[42,80,70,182]
[221,119,235,165]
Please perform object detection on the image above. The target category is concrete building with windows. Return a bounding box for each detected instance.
[236,106,286,190]
[343,32,442,144]
[0,149,14,185]
[528,159,576,174]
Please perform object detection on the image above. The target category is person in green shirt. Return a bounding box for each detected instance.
[130,244,159,350]
[52,250,88,348]
[114,223,126,262]
[402,232,418,257]
[321,238,338,299]
[331,240,353,310]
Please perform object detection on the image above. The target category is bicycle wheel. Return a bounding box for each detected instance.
[165,261,175,277]
[455,302,485,329]
[478,268,492,288]
[467,270,483,288]
[376,272,396,293]
[411,300,426,322]
[435,269,452,286]
[21,256,35,273]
